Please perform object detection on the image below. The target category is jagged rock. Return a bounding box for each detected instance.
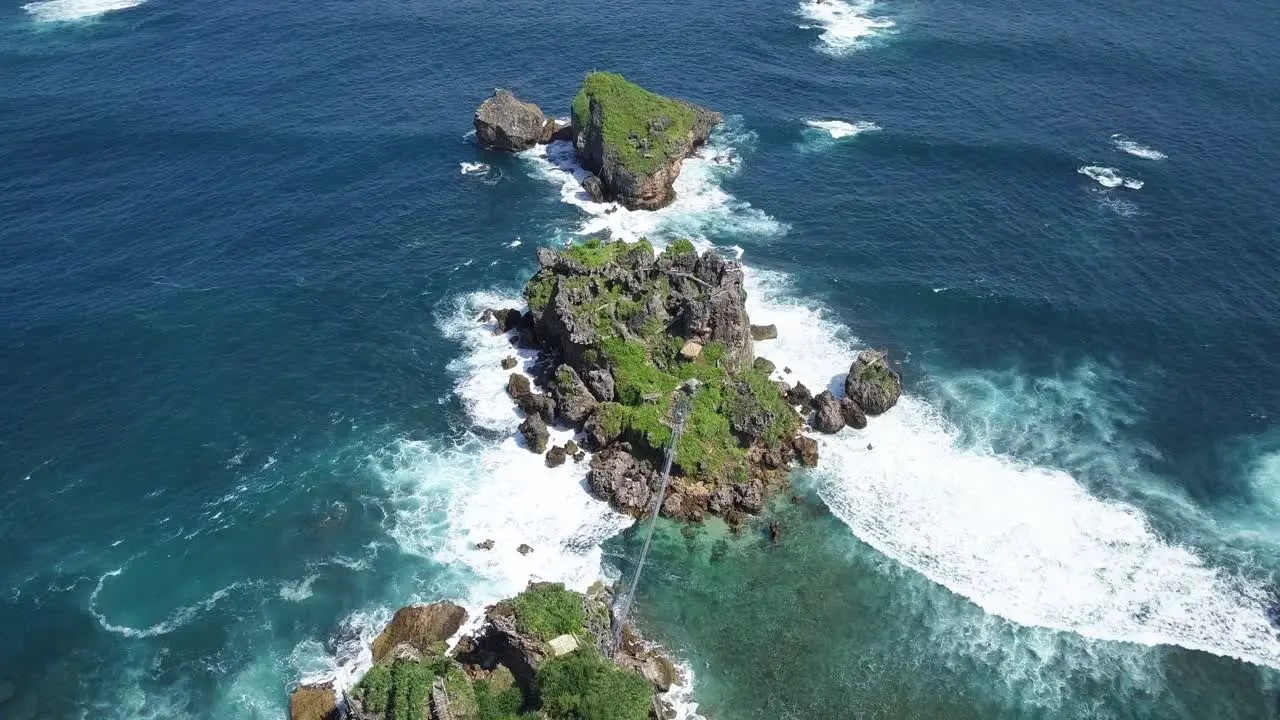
[616,632,679,692]
[371,603,467,664]
[476,538,495,550]
[582,174,606,202]
[507,373,532,399]
[550,365,597,427]
[844,350,903,415]
[517,543,533,555]
[581,407,619,450]
[515,392,556,423]
[707,485,735,515]
[572,72,722,210]
[519,415,550,453]
[540,118,559,144]
[290,681,339,720]
[753,356,776,375]
[661,488,706,522]
[811,391,845,434]
[785,382,812,408]
[387,641,424,664]
[583,368,616,402]
[784,366,792,374]
[840,397,868,429]
[573,451,585,462]
[550,123,576,144]
[733,480,765,514]
[750,324,778,341]
[727,380,777,446]
[501,356,517,370]
[793,435,819,467]
[483,307,522,332]
[564,439,580,455]
[474,89,546,151]
[546,445,568,467]
[587,446,655,516]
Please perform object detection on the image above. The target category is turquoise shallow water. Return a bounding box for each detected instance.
[2,0,1279,717]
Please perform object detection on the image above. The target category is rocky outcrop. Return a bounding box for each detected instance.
[371,603,468,664]
[571,72,723,210]
[786,382,813,408]
[289,682,338,720]
[546,445,567,467]
[811,391,845,434]
[550,365,597,427]
[845,350,903,415]
[793,435,819,467]
[840,396,868,429]
[587,446,655,516]
[518,415,549,453]
[750,324,778,341]
[474,90,546,152]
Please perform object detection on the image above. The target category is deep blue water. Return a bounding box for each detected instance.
[2,0,1279,717]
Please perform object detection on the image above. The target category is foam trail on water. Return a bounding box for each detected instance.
[805,119,881,139]
[797,0,896,56]
[1111,134,1168,161]
[1079,165,1144,190]
[90,566,244,638]
[742,267,1280,670]
[22,0,142,22]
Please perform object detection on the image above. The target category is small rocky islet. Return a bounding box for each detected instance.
[291,583,678,720]
[289,73,904,720]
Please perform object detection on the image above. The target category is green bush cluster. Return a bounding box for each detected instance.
[665,238,696,255]
[856,360,899,396]
[511,584,587,641]
[475,679,531,720]
[354,658,446,720]
[571,72,697,176]
[536,650,654,720]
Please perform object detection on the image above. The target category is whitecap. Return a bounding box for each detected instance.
[1078,165,1143,190]
[459,162,490,176]
[278,574,321,602]
[22,0,142,22]
[506,239,522,248]
[804,119,881,139]
[796,0,897,56]
[742,267,1280,670]
[1111,134,1167,161]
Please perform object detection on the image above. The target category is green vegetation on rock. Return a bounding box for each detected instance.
[475,678,529,720]
[354,658,446,720]
[511,583,587,641]
[536,650,654,720]
[571,72,697,176]
[665,238,696,256]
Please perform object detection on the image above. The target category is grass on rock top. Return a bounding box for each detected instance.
[512,583,588,641]
[571,72,697,176]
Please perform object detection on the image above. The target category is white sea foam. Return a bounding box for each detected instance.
[1078,165,1144,190]
[22,0,142,22]
[520,118,786,244]
[278,573,321,602]
[796,0,896,56]
[459,162,490,175]
[805,119,882,139]
[1111,134,1167,161]
[90,566,244,638]
[506,239,522,248]
[742,268,1280,670]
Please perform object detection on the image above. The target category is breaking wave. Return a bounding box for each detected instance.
[797,0,897,56]
[22,0,142,22]
[1079,165,1144,189]
[1111,134,1168,161]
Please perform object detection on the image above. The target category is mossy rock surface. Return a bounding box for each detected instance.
[571,72,696,176]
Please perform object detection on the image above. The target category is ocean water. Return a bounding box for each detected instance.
[2,0,1279,717]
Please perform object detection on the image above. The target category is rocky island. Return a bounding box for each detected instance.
[290,583,679,720]
[485,238,903,526]
[474,72,722,210]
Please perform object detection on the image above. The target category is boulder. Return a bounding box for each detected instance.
[679,340,703,361]
[733,480,765,514]
[517,543,533,555]
[507,373,532,399]
[551,365,597,427]
[476,538,495,550]
[785,382,812,408]
[750,324,778,341]
[564,439,580,455]
[474,90,546,152]
[371,603,468,664]
[844,350,903,415]
[582,174,606,202]
[546,445,568,467]
[583,368,616,402]
[289,682,339,720]
[587,446,655,516]
[540,119,559,144]
[840,397,868,429]
[792,435,819,467]
[519,415,550,453]
[550,123,576,144]
[811,391,845,434]
[515,392,556,423]
[753,356,776,375]
[582,407,620,450]
[572,72,723,211]
[501,356,518,370]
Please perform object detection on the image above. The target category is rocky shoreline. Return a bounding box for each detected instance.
[481,238,903,527]
[290,583,681,720]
